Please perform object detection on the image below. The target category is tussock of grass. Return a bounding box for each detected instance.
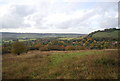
[2,50,118,79]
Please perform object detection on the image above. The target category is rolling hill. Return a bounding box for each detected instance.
[1,28,119,41]
[1,32,86,40]
[87,28,119,40]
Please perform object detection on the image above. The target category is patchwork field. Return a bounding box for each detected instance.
[2,49,118,79]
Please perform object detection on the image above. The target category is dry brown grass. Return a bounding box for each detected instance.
[2,49,118,79]
[55,50,118,79]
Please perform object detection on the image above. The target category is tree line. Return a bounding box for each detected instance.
[2,37,119,55]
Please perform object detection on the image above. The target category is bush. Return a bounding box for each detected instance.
[75,46,86,50]
[29,46,39,50]
[40,45,65,51]
[34,43,43,50]
[2,47,11,54]
[12,42,27,55]
[65,46,76,51]
[40,45,49,51]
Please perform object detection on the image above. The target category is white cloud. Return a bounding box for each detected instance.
[0,1,118,34]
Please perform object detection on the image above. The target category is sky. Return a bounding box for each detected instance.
[0,0,119,34]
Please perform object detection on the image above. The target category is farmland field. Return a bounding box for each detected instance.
[2,49,118,79]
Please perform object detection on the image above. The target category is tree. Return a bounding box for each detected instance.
[12,42,27,55]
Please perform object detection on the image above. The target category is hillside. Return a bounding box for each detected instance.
[87,28,119,40]
[1,32,86,40]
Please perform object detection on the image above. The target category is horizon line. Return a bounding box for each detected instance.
[1,32,87,34]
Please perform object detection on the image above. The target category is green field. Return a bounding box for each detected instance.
[92,30,119,39]
[58,37,83,40]
[2,32,85,40]
[3,49,118,79]
[18,39,36,42]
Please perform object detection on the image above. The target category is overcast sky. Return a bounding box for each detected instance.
[0,0,118,34]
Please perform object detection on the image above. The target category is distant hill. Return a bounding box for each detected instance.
[1,32,86,40]
[87,28,119,40]
[1,28,119,40]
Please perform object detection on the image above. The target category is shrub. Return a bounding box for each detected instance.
[65,46,76,51]
[40,45,49,51]
[40,45,65,51]
[29,46,39,50]
[2,47,11,54]
[48,45,65,51]
[75,46,86,50]
[34,43,42,50]
[12,42,27,55]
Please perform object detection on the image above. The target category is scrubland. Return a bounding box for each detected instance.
[2,49,118,79]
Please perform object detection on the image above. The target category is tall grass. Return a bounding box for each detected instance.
[2,50,118,79]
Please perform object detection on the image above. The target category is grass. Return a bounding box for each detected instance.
[19,38,36,41]
[92,30,119,39]
[58,38,76,40]
[49,50,105,66]
[58,37,83,40]
[18,39,28,42]
[2,49,118,79]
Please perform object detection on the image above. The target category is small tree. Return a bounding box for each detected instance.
[12,42,27,55]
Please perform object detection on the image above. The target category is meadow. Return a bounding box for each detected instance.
[2,49,118,79]
[2,28,119,79]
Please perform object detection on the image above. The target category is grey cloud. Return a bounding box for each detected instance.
[53,3,118,30]
[12,5,35,17]
[99,17,118,28]
[0,2,118,33]
[1,4,35,28]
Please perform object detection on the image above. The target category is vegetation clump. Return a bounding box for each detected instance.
[12,42,27,55]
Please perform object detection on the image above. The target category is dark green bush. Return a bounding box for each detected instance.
[12,42,27,55]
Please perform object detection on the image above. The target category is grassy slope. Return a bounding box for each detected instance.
[92,30,119,39]
[3,50,118,79]
[57,29,119,41]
